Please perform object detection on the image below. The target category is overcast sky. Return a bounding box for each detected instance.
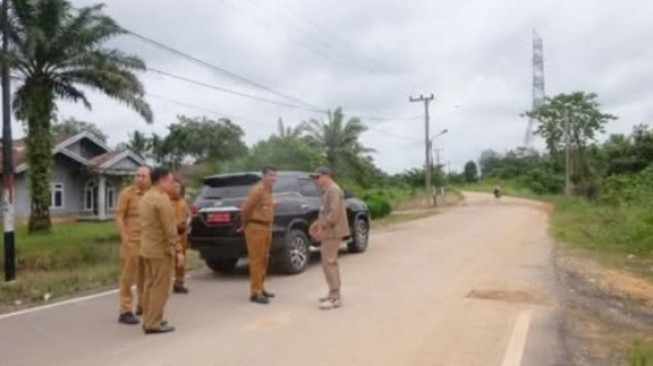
[10,0,653,173]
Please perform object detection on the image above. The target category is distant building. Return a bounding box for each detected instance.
[0,131,144,221]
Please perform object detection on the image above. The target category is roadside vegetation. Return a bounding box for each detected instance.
[462,91,653,365]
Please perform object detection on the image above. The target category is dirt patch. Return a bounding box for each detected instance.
[466,289,551,306]
[556,247,653,366]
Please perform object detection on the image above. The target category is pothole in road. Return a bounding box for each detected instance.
[466,289,550,306]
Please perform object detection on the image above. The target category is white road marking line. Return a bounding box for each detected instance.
[500,310,533,366]
[0,274,193,321]
[0,288,120,320]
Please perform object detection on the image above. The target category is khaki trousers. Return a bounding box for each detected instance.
[245,225,272,296]
[142,256,173,330]
[174,235,188,285]
[321,238,341,299]
[119,243,144,314]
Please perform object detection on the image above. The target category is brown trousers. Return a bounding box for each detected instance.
[174,235,188,285]
[142,256,173,330]
[245,225,272,296]
[321,238,341,299]
[119,243,144,314]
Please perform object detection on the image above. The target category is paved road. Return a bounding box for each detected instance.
[0,193,564,366]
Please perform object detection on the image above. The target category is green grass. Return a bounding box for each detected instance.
[0,221,203,309]
[630,341,653,366]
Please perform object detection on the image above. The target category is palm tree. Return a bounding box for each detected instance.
[3,0,152,232]
[276,118,301,140]
[127,130,150,159]
[300,107,374,174]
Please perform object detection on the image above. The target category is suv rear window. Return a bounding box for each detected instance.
[200,174,298,199]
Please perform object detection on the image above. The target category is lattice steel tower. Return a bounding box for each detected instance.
[524,30,546,148]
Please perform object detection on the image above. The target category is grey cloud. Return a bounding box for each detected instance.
[31,0,650,174]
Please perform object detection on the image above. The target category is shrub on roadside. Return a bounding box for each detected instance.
[364,192,392,219]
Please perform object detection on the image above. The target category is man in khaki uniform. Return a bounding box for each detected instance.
[171,178,192,294]
[240,166,277,305]
[310,166,350,310]
[115,166,150,325]
[139,168,185,334]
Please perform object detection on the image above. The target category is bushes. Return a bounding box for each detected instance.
[518,167,564,195]
[362,190,393,219]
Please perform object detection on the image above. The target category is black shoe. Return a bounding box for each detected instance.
[118,312,140,325]
[135,308,143,316]
[262,290,275,298]
[144,324,175,334]
[250,294,270,304]
[173,285,189,294]
[141,321,169,332]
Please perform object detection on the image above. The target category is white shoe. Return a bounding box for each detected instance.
[319,298,342,310]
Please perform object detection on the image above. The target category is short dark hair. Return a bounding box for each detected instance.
[150,167,171,185]
[262,165,277,175]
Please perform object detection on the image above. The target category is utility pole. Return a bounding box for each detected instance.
[564,111,571,196]
[2,0,16,282]
[409,93,435,206]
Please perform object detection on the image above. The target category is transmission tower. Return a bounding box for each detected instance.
[524,30,546,149]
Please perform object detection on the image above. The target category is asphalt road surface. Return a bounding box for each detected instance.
[0,193,565,366]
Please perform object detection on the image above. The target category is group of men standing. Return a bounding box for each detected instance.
[115,163,350,335]
[115,166,191,334]
[240,165,350,311]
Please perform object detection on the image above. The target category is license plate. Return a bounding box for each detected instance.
[206,212,231,223]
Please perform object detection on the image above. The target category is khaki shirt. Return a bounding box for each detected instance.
[116,185,147,244]
[241,182,274,227]
[139,188,181,259]
[318,182,350,239]
[171,196,191,245]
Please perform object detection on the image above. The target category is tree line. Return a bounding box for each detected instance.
[477,91,653,202]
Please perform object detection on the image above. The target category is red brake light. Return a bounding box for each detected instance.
[191,205,199,214]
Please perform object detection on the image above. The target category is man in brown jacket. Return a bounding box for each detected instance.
[240,165,277,305]
[310,166,350,310]
[139,168,185,334]
[171,178,192,294]
[115,166,150,325]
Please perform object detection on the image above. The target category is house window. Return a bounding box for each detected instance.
[84,181,97,211]
[51,183,64,209]
[106,184,116,210]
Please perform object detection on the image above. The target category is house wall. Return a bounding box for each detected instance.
[65,139,106,160]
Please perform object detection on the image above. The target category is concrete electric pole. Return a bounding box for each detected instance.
[2,0,16,282]
[409,94,435,206]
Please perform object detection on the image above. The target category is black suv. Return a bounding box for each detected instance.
[189,171,371,274]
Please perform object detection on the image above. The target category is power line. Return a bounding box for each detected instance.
[222,0,420,94]
[71,6,424,139]
[146,93,274,130]
[125,30,323,111]
[147,67,324,113]
[147,67,421,122]
[147,93,421,142]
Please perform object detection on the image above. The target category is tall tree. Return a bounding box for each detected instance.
[463,161,479,183]
[300,108,374,181]
[4,0,152,232]
[174,115,247,163]
[52,117,108,141]
[126,130,150,159]
[524,92,616,182]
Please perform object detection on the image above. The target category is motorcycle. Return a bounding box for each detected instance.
[493,187,502,199]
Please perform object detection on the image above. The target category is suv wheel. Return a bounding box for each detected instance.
[274,229,310,274]
[206,258,239,273]
[347,216,369,253]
